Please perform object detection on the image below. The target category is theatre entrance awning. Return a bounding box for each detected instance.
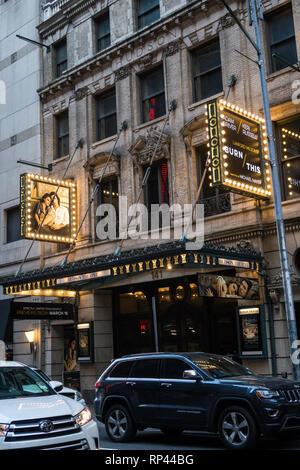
[0,241,263,296]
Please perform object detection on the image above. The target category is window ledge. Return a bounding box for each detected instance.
[188,91,225,111]
[133,115,166,133]
[52,154,70,165]
[92,134,118,149]
[267,65,298,81]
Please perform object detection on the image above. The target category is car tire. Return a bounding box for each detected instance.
[105,404,137,442]
[160,428,183,437]
[218,406,258,450]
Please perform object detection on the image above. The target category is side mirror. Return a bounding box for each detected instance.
[281,371,288,379]
[183,369,198,379]
[49,380,64,392]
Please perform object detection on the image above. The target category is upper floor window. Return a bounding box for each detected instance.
[277,117,300,200]
[265,5,298,74]
[6,206,21,243]
[196,146,231,217]
[144,159,169,210]
[96,177,119,239]
[55,111,69,159]
[95,11,111,53]
[95,89,117,141]
[191,38,223,103]
[137,0,160,30]
[54,38,67,78]
[140,65,166,124]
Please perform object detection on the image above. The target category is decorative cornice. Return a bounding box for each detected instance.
[128,127,170,166]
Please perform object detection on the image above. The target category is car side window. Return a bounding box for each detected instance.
[109,361,133,378]
[162,359,192,379]
[129,359,159,379]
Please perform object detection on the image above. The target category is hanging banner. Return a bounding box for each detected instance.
[207,99,272,199]
[20,173,76,244]
[198,274,260,300]
[280,127,300,199]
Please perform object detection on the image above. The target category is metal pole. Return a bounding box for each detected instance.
[250,0,299,379]
[152,297,159,353]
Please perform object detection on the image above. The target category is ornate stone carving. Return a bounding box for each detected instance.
[115,65,131,81]
[137,53,153,70]
[84,152,120,180]
[74,86,88,101]
[164,39,181,57]
[268,266,300,289]
[217,13,235,31]
[129,127,170,166]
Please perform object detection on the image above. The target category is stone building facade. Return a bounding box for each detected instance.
[1,0,300,402]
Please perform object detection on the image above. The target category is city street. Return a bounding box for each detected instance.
[97,422,300,451]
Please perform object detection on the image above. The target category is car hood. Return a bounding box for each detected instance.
[0,394,84,424]
[218,375,300,390]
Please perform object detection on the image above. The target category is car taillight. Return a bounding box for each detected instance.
[95,381,102,389]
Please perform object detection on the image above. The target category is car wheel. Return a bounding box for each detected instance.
[105,404,136,442]
[160,428,183,437]
[218,406,258,450]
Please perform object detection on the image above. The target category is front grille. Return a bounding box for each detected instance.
[5,415,81,442]
[280,389,300,402]
[27,439,89,450]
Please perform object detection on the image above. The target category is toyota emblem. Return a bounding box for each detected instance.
[39,420,54,433]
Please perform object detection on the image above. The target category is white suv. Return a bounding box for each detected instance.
[0,361,99,450]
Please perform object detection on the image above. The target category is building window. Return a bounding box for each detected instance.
[56,111,69,159]
[196,146,231,217]
[137,0,160,30]
[6,206,21,243]
[140,66,166,124]
[278,117,300,200]
[95,89,117,141]
[95,11,111,53]
[96,178,119,239]
[191,38,223,103]
[144,159,169,212]
[265,6,298,74]
[54,38,67,78]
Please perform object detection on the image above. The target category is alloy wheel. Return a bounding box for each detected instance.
[221,411,250,446]
[107,408,128,439]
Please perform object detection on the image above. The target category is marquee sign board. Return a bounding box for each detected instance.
[206,99,272,200]
[20,173,76,244]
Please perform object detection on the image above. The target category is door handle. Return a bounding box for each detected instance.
[161,382,172,388]
[126,381,136,387]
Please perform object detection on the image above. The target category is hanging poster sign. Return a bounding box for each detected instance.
[76,322,94,363]
[238,307,263,355]
[11,302,76,321]
[198,274,260,300]
[20,173,76,244]
[207,99,272,199]
[280,127,300,199]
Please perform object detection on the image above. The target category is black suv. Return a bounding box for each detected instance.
[94,352,300,449]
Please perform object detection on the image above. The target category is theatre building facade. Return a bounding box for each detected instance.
[1,0,300,403]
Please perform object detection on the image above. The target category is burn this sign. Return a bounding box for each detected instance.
[206,99,272,199]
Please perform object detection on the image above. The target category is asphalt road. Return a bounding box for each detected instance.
[96,422,300,451]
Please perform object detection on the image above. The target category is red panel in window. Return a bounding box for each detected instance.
[160,162,168,203]
[149,98,156,121]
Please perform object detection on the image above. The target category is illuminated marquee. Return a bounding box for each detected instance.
[20,173,77,244]
[206,99,272,199]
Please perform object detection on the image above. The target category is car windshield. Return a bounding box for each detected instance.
[0,367,55,399]
[35,369,51,382]
[190,355,255,379]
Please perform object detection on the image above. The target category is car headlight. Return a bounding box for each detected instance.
[255,389,280,399]
[74,408,92,427]
[0,424,9,437]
